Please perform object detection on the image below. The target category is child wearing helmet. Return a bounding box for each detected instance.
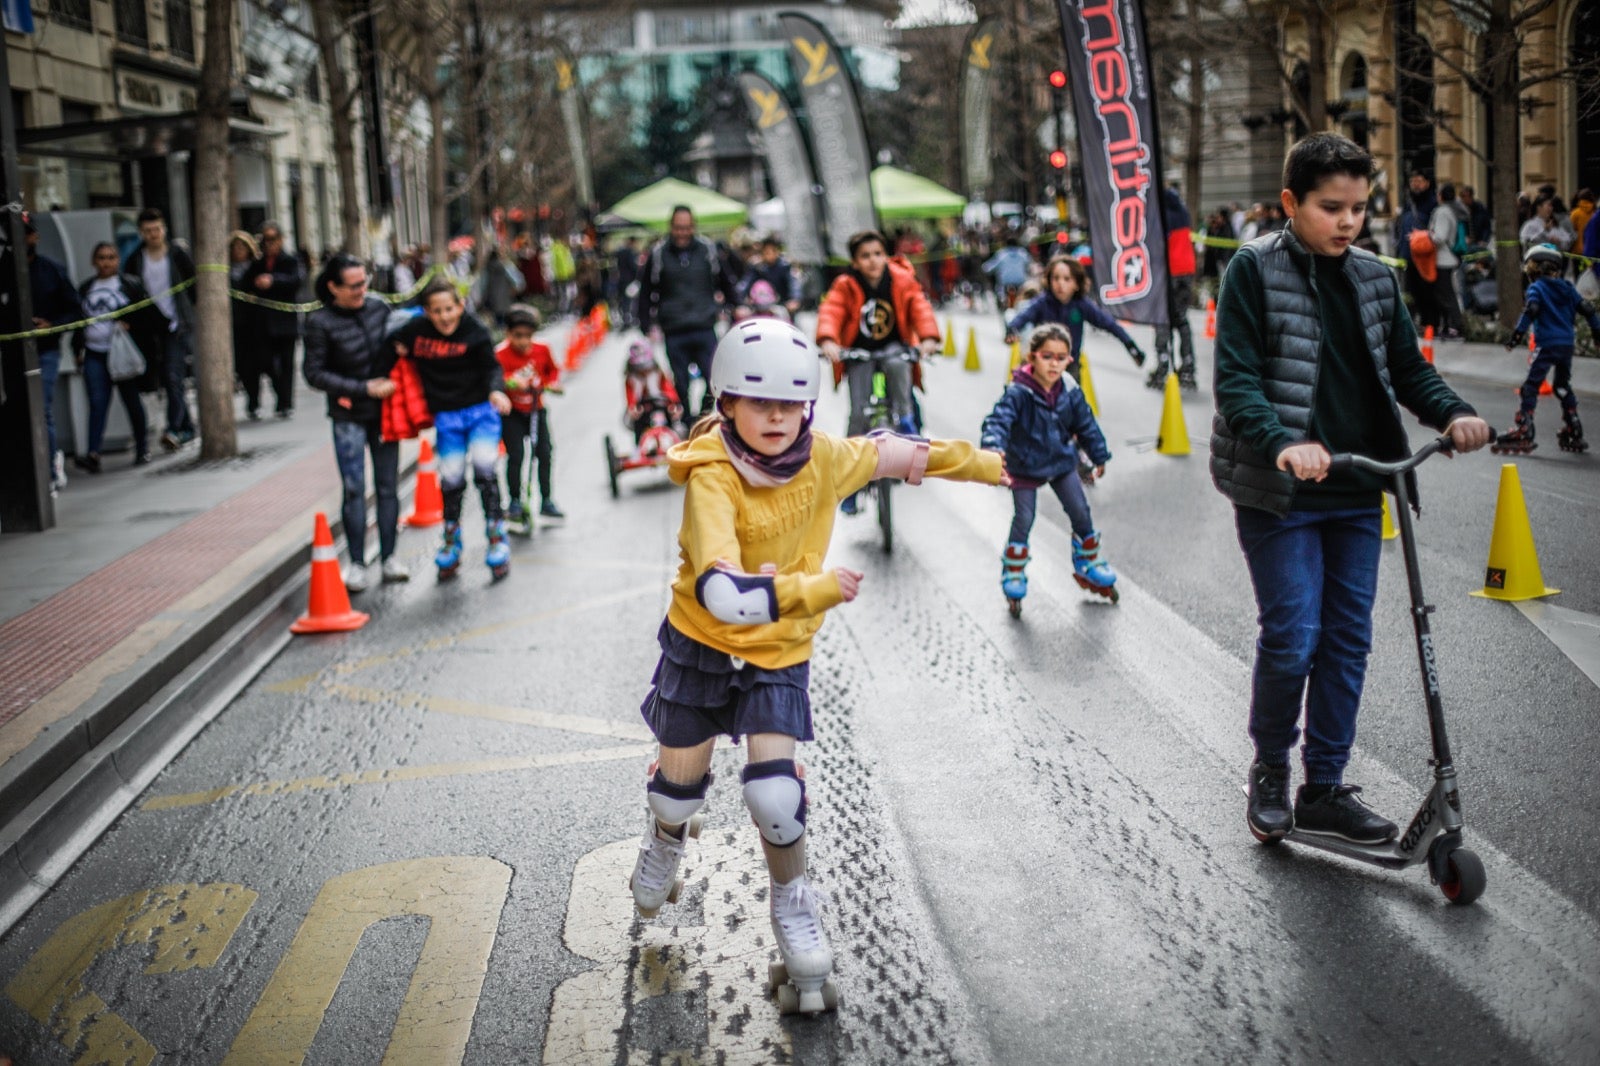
[741,278,792,322]
[624,339,682,443]
[1494,243,1600,454]
[495,304,565,527]
[627,317,1006,1014]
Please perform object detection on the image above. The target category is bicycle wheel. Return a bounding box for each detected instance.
[875,478,893,553]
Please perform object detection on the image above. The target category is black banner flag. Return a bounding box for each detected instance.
[960,17,1000,197]
[739,71,826,265]
[1054,0,1169,326]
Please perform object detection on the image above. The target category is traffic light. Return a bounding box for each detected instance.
[1049,69,1067,90]
[1049,149,1068,170]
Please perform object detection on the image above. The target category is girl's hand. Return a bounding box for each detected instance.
[1276,442,1331,481]
[833,567,864,602]
[489,390,512,415]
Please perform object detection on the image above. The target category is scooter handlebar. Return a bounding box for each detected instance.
[1326,428,1498,476]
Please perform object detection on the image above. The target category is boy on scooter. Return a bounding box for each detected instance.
[1210,133,1491,845]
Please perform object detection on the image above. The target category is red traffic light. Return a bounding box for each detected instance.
[1049,149,1068,169]
[1049,69,1068,90]
[1056,231,1070,244]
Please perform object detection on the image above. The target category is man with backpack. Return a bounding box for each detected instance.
[634,206,741,416]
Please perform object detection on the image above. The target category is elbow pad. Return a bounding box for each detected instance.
[696,568,778,624]
[868,430,931,484]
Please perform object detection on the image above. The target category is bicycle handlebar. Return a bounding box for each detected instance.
[1326,429,1498,476]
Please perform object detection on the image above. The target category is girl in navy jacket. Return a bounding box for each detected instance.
[981,325,1119,609]
[1004,255,1145,382]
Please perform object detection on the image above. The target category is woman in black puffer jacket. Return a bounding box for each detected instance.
[303,253,405,592]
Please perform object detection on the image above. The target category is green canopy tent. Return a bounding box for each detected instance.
[605,177,749,232]
[871,166,967,221]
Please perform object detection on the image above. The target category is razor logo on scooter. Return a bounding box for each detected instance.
[1398,803,1435,855]
[1420,633,1440,697]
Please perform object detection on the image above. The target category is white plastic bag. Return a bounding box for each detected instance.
[108,327,146,382]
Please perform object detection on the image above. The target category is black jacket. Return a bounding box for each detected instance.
[76,272,167,391]
[240,253,304,340]
[303,296,395,423]
[123,243,197,330]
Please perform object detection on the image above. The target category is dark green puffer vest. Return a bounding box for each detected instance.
[1209,225,1415,516]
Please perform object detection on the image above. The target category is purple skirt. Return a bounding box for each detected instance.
[640,620,813,747]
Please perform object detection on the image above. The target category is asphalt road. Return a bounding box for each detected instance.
[1,310,1595,1064]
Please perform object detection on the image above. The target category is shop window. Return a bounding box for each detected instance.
[47,0,93,33]
[115,0,149,47]
[166,0,195,62]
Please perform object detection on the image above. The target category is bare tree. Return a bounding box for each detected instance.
[194,0,237,459]
[308,0,364,254]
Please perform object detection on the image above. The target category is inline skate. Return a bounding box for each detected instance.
[1558,410,1587,454]
[485,519,511,581]
[765,875,839,1015]
[434,521,463,580]
[1144,362,1170,391]
[1491,411,1536,455]
[1001,542,1029,618]
[1072,530,1119,603]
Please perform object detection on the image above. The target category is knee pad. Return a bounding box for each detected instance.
[1554,383,1574,404]
[741,759,807,847]
[647,769,711,827]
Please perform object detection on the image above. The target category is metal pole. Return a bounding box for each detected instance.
[0,33,54,531]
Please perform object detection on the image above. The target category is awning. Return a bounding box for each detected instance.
[872,166,967,221]
[17,113,284,162]
[604,177,749,232]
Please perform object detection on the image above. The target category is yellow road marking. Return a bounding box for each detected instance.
[328,683,655,741]
[139,743,656,812]
[4,882,258,1065]
[224,856,510,1066]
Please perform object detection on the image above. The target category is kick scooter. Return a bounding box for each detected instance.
[1248,433,1489,906]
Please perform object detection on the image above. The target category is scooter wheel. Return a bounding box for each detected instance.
[1440,848,1486,905]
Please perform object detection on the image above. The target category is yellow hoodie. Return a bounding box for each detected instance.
[665,430,1004,668]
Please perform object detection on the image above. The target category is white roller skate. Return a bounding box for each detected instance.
[766,875,839,1015]
[629,811,704,918]
[1001,542,1029,618]
[1072,530,1120,604]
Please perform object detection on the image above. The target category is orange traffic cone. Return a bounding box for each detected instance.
[405,438,444,527]
[290,512,370,634]
[1203,298,1216,339]
[1421,325,1434,364]
[564,325,583,370]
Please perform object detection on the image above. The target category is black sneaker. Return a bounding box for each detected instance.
[1294,784,1397,845]
[1246,761,1293,841]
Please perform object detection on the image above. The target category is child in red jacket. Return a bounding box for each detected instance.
[496,304,564,529]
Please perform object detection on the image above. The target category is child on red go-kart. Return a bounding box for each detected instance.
[625,340,684,450]
[734,279,793,324]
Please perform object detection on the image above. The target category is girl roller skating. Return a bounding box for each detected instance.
[1492,243,1600,455]
[628,318,1005,1015]
[982,325,1117,613]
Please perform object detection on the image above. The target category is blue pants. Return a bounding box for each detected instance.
[1520,344,1578,415]
[38,346,60,459]
[161,329,196,436]
[435,401,503,525]
[1008,469,1093,544]
[332,420,399,564]
[82,349,149,457]
[1235,506,1382,785]
[663,327,718,415]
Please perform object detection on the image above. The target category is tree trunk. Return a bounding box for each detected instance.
[1486,1,1522,329]
[1302,1,1327,131]
[1184,0,1204,214]
[311,0,362,254]
[421,19,450,259]
[194,0,236,460]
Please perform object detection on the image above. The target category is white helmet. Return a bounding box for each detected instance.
[709,318,821,403]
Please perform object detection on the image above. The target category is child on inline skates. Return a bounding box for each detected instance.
[624,340,683,450]
[392,279,514,579]
[981,325,1116,613]
[628,317,1005,1015]
[1213,133,1490,847]
[1004,255,1147,383]
[1493,243,1600,454]
[495,304,564,532]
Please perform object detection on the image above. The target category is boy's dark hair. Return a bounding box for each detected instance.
[847,229,888,259]
[1439,182,1457,203]
[761,236,782,250]
[1282,133,1375,202]
[420,278,461,306]
[1043,254,1088,295]
[504,303,540,330]
[137,207,165,226]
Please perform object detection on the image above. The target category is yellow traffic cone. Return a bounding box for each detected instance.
[1155,371,1190,456]
[1470,463,1558,601]
[1008,339,1023,371]
[1380,495,1398,541]
[943,319,957,358]
[1078,352,1100,417]
[964,326,982,372]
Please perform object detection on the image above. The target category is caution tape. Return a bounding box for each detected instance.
[0,263,456,342]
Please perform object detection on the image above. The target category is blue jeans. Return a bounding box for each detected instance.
[332,420,399,564]
[1235,506,1383,784]
[663,327,718,415]
[162,329,196,436]
[81,349,149,457]
[38,346,60,458]
[434,401,503,525]
[1520,344,1577,415]
[1008,470,1093,544]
